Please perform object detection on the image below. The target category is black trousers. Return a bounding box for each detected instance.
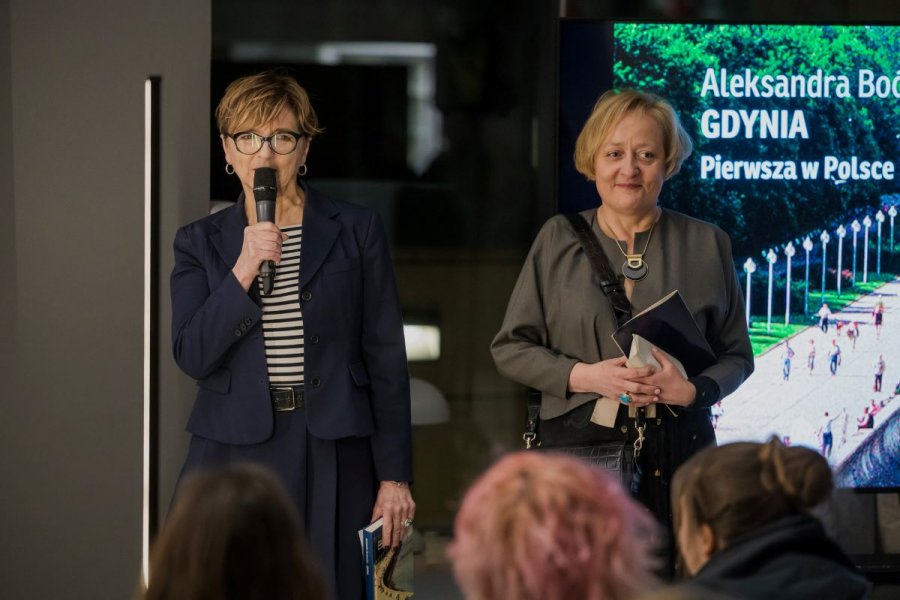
[177,406,376,600]
[538,401,715,579]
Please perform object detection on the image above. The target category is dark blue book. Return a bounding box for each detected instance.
[358,517,414,600]
[612,290,716,377]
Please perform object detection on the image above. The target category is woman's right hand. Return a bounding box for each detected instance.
[232,222,289,290]
[568,357,660,407]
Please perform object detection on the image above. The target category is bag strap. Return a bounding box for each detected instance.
[524,213,635,448]
[523,388,541,449]
[564,213,633,327]
[564,213,651,464]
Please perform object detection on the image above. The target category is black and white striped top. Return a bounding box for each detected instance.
[260,224,304,386]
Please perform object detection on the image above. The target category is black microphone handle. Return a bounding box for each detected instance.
[259,260,275,296]
[255,198,276,296]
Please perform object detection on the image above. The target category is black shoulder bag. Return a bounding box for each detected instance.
[524,213,647,487]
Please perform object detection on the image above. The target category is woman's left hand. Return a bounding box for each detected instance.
[631,347,697,408]
[371,481,416,548]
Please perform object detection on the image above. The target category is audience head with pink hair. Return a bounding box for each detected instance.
[448,451,660,600]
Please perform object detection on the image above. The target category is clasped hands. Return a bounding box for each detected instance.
[569,347,696,408]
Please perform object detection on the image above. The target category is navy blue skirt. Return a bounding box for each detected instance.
[178,405,376,600]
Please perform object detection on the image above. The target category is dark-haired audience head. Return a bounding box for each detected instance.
[637,583,738,600]
[140,463,326,600]
[448,451,660,600]
[672,437,833,575]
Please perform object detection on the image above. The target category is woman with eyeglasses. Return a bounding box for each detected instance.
[170,69,414,600]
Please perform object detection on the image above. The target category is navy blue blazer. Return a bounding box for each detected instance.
[170,185,412,482]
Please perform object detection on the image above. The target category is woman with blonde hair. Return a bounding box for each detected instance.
[672,438,869,599]
[492,88,753,573]
[449,451,661,600]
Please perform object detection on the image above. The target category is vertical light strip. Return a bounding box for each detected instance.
[142,76,153,588]
[142,74,162,590]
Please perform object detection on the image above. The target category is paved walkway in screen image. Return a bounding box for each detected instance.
[715,277,900,468]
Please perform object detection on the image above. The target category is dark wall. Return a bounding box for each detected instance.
[0,1,210,598]
[0,0,14,409]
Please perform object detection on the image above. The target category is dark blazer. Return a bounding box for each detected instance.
[170,184,412,482]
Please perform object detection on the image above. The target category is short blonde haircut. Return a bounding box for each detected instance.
[215,70,323,137]
[574,88,692,181]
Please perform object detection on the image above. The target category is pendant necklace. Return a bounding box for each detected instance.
[602,212,658,282]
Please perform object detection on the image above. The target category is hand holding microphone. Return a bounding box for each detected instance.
[231,168,285,293]
[253,168,278,295]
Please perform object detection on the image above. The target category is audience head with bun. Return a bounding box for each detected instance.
[674,436,831,559]
[670,437,869,598]
[448,451,661,600]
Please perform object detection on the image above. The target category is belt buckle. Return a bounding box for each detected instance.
[273,387,298,412]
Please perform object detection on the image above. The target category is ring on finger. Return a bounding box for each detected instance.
[403,518,413,527]
[619,392,632,404]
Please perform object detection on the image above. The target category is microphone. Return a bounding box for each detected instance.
[253,167,278,296]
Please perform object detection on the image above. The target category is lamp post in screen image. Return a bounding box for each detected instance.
[835,224,846,295]
[875,210,884,274]
[802,236,813,316]
[766,248,777,333]
[820,230,830,303]
[889,204,897,256]
[784,242,795,325]
[851,219,861,286]
[862,215,872,283]
[744,257,756,329]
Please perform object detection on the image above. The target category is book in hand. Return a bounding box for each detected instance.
[621,334,686,418]
[612,290,716,378]
[359,517,414,600]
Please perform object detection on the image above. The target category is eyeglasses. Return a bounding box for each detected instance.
[226,131,305,155]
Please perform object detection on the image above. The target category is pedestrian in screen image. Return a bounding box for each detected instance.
[780,341,794,381]
[868,398,882,417]
[874,354,886,392]
[828,339,841,375]
[846,321,859,349]
[856,407,874,430]
[873,297,885,339]
[816,410,843,460]
[807,339,816,374]
[817,302,832,333]
[711,401,724,429]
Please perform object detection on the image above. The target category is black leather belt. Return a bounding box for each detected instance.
[271,386,304,411]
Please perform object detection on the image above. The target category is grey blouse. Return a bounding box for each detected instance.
[491,207,754,420]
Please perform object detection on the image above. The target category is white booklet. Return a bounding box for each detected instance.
[590,334,687,425]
